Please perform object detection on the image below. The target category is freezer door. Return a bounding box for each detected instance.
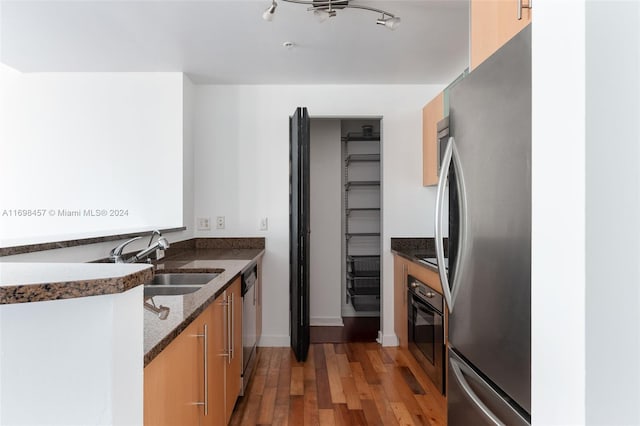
[448,349,530,426]
[447,24,531,413]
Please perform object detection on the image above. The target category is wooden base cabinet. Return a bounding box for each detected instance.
[144,277,243,426]
[144,308,208,426]
[394,256,409,348]
[224,278,242,425]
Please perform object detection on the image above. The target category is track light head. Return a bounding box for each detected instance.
[262,0,277,21]
[376,16,401,30]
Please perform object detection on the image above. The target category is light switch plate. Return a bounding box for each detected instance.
[260,217,268,231]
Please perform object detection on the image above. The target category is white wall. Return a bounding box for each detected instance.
[532,1,585,424]
[183,75,195,237]
[0,286,143,425]
[309,119,343,326]
[0,66,184,247]
[0,75,196,263]
[193,84,444,346]
[585,2,640,425]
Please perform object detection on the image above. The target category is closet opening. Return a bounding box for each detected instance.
[308,117,382,343]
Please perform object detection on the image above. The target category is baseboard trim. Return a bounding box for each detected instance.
[381,333,399,347]
[310,317,344,327]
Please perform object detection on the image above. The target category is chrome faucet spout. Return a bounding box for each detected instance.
[125,236,170,263]
[147,229,162,248]
[109,232,170,263]
[109,236,143,263]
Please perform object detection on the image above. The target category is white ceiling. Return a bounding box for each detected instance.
[0,0,469,84]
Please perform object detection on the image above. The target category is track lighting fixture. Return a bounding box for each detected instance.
[262,0,277,22]
[262,0,401,30]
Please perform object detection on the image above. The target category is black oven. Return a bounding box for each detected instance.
[407,274,445,394]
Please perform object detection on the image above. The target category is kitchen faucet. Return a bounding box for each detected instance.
[109,230,170,263]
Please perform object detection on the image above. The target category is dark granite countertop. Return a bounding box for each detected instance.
[390,237,446,273]
[0,262,153,305]
[143,247,264,366]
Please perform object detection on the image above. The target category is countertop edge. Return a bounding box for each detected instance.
[391,249,440,273]
[0,266,153,305]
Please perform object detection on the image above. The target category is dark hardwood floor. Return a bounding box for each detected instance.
[230,343,446,425]
[310,317,380,343]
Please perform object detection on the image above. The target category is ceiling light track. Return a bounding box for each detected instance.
[262,0,401,30]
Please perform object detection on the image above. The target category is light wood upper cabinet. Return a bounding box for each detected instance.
[422,92,444,187]
[470,0,531,70]
[394,256,409,348]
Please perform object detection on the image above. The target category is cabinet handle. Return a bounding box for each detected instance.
[218,299,230,359]
[230,292,234,361]
[227,293,232,364]
[403,264,408,307]
[517,0,531,20]
[195,324,209,415]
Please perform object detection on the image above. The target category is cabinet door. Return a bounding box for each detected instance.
[422,92,445,187]
[256,258,262,343]
[225,278,243,424]
[393,256,408,348]
[144,317,202,426]
[206,294,227,426]
[470,0,531,70]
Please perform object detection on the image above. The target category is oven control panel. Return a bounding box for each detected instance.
[407,275,444,313]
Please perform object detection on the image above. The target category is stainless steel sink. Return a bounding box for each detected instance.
[148,272,220,286]
[144,286,202,297]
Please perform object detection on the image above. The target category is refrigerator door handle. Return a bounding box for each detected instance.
[435,136,468,312]
[450,358,506,426]
[435,136,455,312]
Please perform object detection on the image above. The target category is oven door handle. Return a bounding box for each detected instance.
[410,292,443,317]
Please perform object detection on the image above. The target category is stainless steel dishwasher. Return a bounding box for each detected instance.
[240,263,257,396]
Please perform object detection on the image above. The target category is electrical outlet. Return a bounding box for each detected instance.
[216,216,225,229]
[197,217,210,231]
[260,217,268,231]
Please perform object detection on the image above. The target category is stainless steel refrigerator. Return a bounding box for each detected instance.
[434,25,531,425]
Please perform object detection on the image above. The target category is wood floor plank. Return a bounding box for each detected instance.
[318,408,336,426]
[367,349,388,374]
[256,386,277,425]
[390,401,417,426]
[415,394,445,426]
[351,361,373,400]
[341,376,362,410]
[303,378,320,426]
[290,366,304,395]
[336,353,352,378]
[314,345,333,410]
[361,398,385,426]
[229,343,445,426]
[351,343,381,385]
[275,348,292,423]
[324,344,347,404]
[288,395,304,424]
[304,345,316,382]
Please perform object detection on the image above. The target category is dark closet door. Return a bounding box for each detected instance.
[289,107,310,362]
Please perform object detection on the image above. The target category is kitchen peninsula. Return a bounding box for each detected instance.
[0,237,264,426]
